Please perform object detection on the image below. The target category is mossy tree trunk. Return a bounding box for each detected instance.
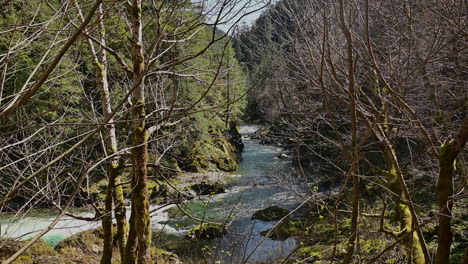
[436,115,468,264]
[338,1,360,262]
[368,41,427,263]
[382,146,425,264]
[377,99,425,264]
[124,0,152,263]
[94,7,115,264]
[73,2,128,262]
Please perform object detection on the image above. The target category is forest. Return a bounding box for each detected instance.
[0,0,466,264]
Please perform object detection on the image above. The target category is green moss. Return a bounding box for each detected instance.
[260,219,303,241]
[190,181,225,195]
[251,206,290,221]
[187,223,227,240]
[0,238,59,264]
[186,130,240,172]
[359,239,386,255]
[24,239,57,257]
[55,228,107,263]
[11,255,33,264]
[150,248,181,263]
[294,245,330,262]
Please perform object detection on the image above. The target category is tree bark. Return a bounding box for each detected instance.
[74,3,129,262]
[124,0,152,263]
[94,6,115,264]
[382,146,425,264]
[338,1,360,262]
[436,115,468,264]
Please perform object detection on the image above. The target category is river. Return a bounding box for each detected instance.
[0,125,305,263]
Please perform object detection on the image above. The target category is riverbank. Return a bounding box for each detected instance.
[0,125,309,263]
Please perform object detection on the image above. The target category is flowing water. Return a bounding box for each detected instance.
[0,125,305,263]
[157,124,304,263]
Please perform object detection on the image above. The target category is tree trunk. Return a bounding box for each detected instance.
[124,205,138,264]
[125,0,152,263]
[100,166,115,264]
[114,175,128,260]
[73,1,129,261]
[80,5,129,263]
[436,115,468,264]
[382,146,425,264]
[338,1,360,262]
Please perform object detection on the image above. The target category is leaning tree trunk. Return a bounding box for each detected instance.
[436,115,468,264]
[124,0,152,263]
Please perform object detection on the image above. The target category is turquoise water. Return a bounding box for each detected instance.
[0,209,99,247]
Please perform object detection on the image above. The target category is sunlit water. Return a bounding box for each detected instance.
[0,125,305,263]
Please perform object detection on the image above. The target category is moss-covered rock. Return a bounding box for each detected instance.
[260,219,303,241]
[150,179,188,203]
[0,238,63,264]
[160,155,183,175]
[187,223,227,240]
[0,238,23,260]
[151,248,182,264]
[25,239,57,258]
[251,206,290,221]
[190,181,225,195]
[54,228,111,263]
[9,255,33,264]
[186,129,241,172]
[227,121,244,153]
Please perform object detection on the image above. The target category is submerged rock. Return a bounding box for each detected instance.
[277,153,290,159]
[251,206,290,221]
[190,181,225,195]
[187,223,227,240]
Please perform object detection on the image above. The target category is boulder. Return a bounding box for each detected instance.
[0,238,63,264]
[251,206,290,221]
[187,223,227,240]
[151,248,182,264]
[190,181,225,195]
[55,228,109,263]
[186,129,241,172]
